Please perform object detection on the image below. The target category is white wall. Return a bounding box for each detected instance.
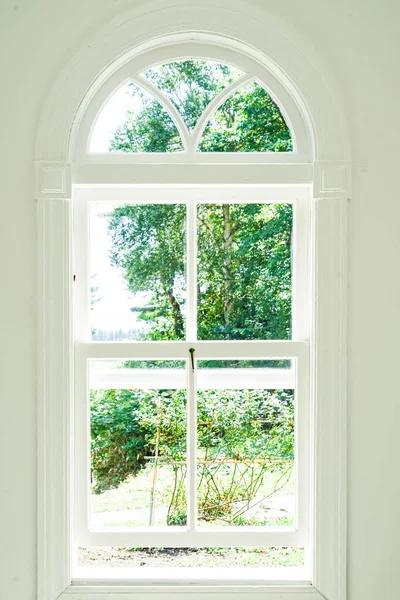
[0,1,399,598]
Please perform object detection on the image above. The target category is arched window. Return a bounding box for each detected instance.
[37,10,347,600]
[73,46,311,577]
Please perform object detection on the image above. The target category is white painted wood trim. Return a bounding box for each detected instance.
[89,367,296,390]
[76,153,310,165]
[76,340,308,359]
[73,37,311,161]
[186,196,197,339]
[36,161,72,199]
[187,352,197,531]
[73,163,313,186]
[77,529,304,548]
[37,193,347,600]
[311,196,347,600]
[73,184,311,202]
[36,4,349,598]
[37,198,73,600]
[71,572,310,585]
[292,194,311,341]
[58,583,326,599]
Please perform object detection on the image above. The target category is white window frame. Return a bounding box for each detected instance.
[36,5,348,600]
[72,186,310,564]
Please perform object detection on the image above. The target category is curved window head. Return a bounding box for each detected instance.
[88,61,293,154]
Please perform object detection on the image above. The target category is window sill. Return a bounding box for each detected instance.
[63,566,322,599]
[62,580,324,600]
[72,565,310,582]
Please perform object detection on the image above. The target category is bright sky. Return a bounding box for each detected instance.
[89,85,150,336]
[89,83,141,152]
[90,204,151,335]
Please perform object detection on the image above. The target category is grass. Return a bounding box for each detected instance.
[84,463,301,568]
[91,463,295,528]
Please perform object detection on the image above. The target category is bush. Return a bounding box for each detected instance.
[91,387,294,523]
[90,389,150,492]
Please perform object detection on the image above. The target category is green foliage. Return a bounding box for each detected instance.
[197,203,292,340]
[109,84,183,152]
[199,82,292,152]
[107,203,186,339]
[142,60,242,130]
[91,387,294,523]
[90,389,149,492]
[91,60,295,522]
[110,61,292,153]
[107,61,293,342]
[194,389,293,522]
[105,202,292,342]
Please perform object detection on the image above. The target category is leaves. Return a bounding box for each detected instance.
[107,203,186,339]
[142,60,243,131]
[109,84,184,152]
[91,61,295,521]
[199,81,292,152]
[109,63,292,153]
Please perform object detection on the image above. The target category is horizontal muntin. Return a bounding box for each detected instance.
[78,528,304,548]
[90,367,295,390]
[76,340,309,360]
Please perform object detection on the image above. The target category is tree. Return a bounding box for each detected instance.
[108,203,186,339]
[108,61,293,341]
[142,60,241,131]
[197,202,292,341]
[110,62,292,153]
[91,60,295,524]
[199,81,292,152]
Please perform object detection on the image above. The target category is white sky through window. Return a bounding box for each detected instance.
[89,84,141,152]
[90,204,150,337]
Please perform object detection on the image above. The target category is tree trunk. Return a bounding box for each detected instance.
[222,204,234,324]
[167,290,184,338]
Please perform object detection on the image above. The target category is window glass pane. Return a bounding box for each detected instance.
[198,81,292,152]
[141,60,243,131]
[197,359,292,370]
[89,359,187,528]
[90,82,184,152]
[197,359,294,388]
[90,202,186,341]
[78,546,304,568]
[197,360,295,528]
[197,203,292,340]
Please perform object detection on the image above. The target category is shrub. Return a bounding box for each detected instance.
[91,387,294,523]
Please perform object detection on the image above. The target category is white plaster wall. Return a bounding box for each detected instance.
[0,1,398,598]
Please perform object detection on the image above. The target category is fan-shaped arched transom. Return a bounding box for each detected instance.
[89,60,293,155]
[79,44,311,161]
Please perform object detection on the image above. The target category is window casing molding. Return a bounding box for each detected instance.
[36,4,348,599]
[37,172,347,600]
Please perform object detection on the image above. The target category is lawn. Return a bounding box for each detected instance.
[91,462,295,528]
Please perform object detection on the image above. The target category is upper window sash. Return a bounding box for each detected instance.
[73,185,310,345]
